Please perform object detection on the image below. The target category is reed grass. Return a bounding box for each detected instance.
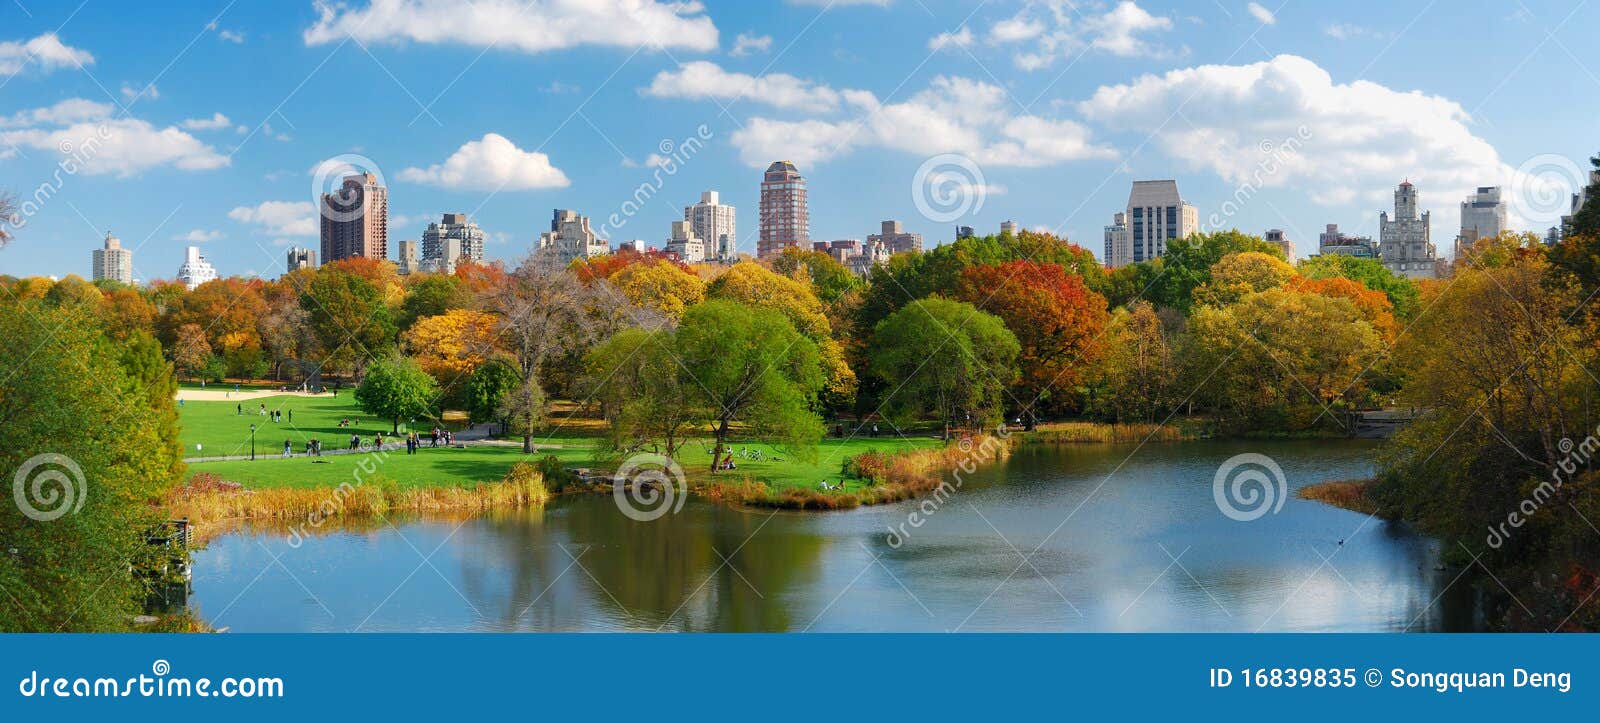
[1024,421,1195,444]
[1297,477,1379,515]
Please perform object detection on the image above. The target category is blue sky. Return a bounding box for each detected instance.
[1,0,1597,281]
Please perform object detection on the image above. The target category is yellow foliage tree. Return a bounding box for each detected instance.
[1193,251,1297,307]
[403,309,499,380]
[613,261,706,321]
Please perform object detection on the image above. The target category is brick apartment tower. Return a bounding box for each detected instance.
[758,160,807,258]
[320,173,389,263]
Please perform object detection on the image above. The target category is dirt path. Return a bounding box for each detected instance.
[175,388,335,402]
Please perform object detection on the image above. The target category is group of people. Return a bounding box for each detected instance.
[238,403,290,424]
[284,438,325,457]
[401,428,451,455]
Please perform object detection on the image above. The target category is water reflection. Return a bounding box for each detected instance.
[193,440,1480,632]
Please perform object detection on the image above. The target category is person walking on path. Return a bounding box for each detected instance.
[282,439,292,458]
[237,403,242,415]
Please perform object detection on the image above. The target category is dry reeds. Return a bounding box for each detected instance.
[1297,477,1378,514]
[1025,421,1194,444]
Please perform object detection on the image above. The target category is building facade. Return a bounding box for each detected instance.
[685,191,736,262]
[418,213,485,274]
[955,225,974,240]
[319,173,389,264]
[1456,186,1506,257]
[1107,180,1197,268]
[176,246,217,290]
[867,220,922,254]
[758,160,807,258]
[1104,213,1128,267]
[537,209,609,265]
[665,220,706,263]
[1316,224,1378,258]
[1000,219,1018,236]
[1378,181,1438,279]
[286,247,317,273]
[1263,229,1294,262]
[91,232,133,284]
[396,240,419,275]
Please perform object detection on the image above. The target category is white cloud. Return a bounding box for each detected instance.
[728,74,1115,169]
[729,33,772,57]
[643,60,843,112]
[0,98,113,128]
[174,229,223,242]
[953,1,1175,71]
[1324,23,1386,40]
[121,83,159,102]
[1,117,229,176]
[398,133,570,190]
[1246,2,1276,25]
[219,29,246,43]
[229,201,318,237]
[181,113,233,131]
[303,0,718,54]
[0,33,93,76]
[1076,54,1538,232]
[928,27,974,51]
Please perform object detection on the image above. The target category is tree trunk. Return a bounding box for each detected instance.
[710,417,729,471]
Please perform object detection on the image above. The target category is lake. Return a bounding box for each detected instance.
[191,439,1480,632]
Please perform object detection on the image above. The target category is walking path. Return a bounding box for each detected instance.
[176,388,333,402]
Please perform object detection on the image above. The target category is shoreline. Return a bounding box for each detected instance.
[1297,476,1382,515]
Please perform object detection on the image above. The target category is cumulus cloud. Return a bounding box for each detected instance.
[1,116,229,176]
[174,229,223,242]
[229,201,318,237]
[1246,2,1276,25]
[1076,54,1538,232]
[181,113,233,131]
[727,74,1115,168]
[0,98,113,128]
[951,1,1175,71]
[303,0,718,54]
[729,32,772,57]
[643,60,843,112]
[0,33,93,76]
[398,133,570,190]
[121,83,159,102]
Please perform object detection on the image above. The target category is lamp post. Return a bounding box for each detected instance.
[250,423,257,461]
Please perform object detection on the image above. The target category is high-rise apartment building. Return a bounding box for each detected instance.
[286,247,317,273]
[665,220,706,263]
[1379,181,1437,279]
[955,225,975,240]
[1104,213,1128,267]
[1000,220,1018,235]
[396,240,419,275]
[1107,180,1197,267]
[91,232,133,284]
[319,173,389,263]
[1264,229,1294,262]
[537,209,608,265]
[867,220,922,254]
[1456,186,1506,257]
[176,246,217,290]
[758,161,807,258]
[1317,224,1378,258]
[685,191,736,262]
[418,213,485,274]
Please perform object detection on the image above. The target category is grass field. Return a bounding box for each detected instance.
[185,444,595,489]
[178,393,456,458]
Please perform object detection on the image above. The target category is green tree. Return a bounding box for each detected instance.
[870,297,1020,438]
[585,328,695,457]
[355,354,439,434]
[464,355,519,432]
[1296,253,1420,319]
[299,265,396,379]
[1567,153,1600,238]
[771,247,860,303]
[0,301,182,631]
[1090,301,1178,423]
[675,300,825,470]
[1150,230,1285,311]
[398,273,466,332]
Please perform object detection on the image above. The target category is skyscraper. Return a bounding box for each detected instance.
[1104,213,1128,267]
[685,191,736,262]
[1264,229,1294,262]
[176,246,217,290]
[91,232,133,284]
[286,247,317,273]
[665,220,705,263]
[419,213,485,274]
[867,220,922,254]
[537,209,608,265]
[1456,186,1506,257]
[1379,181,1437,279]
[1109,180,1197,267]
[396,240,419,275]
[319,172,389,263]
[758,160,807,258]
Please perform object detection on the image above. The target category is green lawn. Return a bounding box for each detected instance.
[185,443,597,489]
[672,435,941,490]
[178,393,455,458]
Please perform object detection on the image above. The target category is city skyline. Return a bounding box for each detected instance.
[2,1,1598,280]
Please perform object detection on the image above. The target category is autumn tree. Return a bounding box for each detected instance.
[585,327,695,457]
[612,260,706,323]
[1089,301,1178,423]
[953,260,1109,419]
[1150,230,1286,311]
[870,297,1019,439]
[298,264,396,380]
[172,323,213,381]
[675,300,825,470]
[772,247,860,303]
[398,273,467,332]
[1297,253,1419,319]
[355,354,439,434]
[403,309,499,381]
[1192,251,1296,307]
[708,261,856,410]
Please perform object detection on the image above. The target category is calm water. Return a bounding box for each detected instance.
[192,440,1479,632]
